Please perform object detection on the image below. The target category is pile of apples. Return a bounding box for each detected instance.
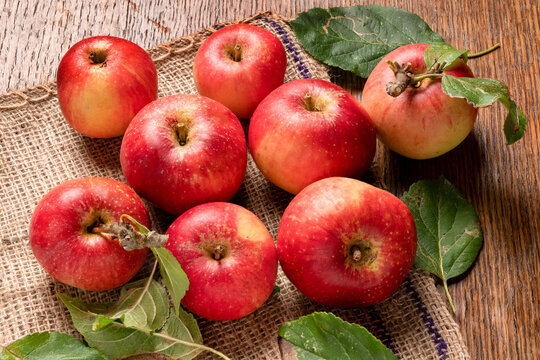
[30,23,475,321]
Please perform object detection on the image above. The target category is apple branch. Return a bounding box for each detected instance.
[97,221,169,251]
[386,60,444,97]
[385,61,414,96]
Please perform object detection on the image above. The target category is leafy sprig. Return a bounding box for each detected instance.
[55,215,231,360]
[291,5,528,145]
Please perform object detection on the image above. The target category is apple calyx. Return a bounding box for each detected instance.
[347,241,377,267]
[88,50,108,68]
[95,220,168,251]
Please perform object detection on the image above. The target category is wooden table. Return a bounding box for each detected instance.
[1,1,538,359]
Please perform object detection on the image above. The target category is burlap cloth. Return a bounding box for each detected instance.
[0,12,470,360]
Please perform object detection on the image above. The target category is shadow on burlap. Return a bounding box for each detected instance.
[0,11,470,360]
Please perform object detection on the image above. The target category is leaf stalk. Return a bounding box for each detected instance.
[443,281,456,313]
[467,43,500,59]
[153,332,232,360]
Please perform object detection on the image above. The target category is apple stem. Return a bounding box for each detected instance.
[212,245,225,261]
[467,43,500,59]
[233,43,242,62]
[412,73,445,83]
[352,247,363,262]
[349,243,377,266]
[303,94,321,112]
[91,227,113,241]
[175,122,189,146]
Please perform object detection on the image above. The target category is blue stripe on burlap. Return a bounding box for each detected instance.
[368,309,399,357]
[263,17,311,79]
[403,277,449,359]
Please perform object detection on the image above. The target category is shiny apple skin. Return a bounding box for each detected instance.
[277,177,417,307]
[120,94,247,216]
[193,24,287,119]
[29,177,151,291]
[165,202,278,321]
[362,43,478,159]
[57,36,158,138]
[248,79,376,194]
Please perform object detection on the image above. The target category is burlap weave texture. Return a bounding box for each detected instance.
[0,12,470,360]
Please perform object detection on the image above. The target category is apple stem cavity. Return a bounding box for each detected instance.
[226,43,243,62]
[210,244,226,261]
[88,50,108,67]
[97,220,169,251]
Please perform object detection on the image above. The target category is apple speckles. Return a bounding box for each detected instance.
[277,177,416,307]
[120,94,246,215]
[29,177,150,291]
[165,202,277,320]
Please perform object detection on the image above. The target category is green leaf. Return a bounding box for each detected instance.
[91,277,169,332]
[120,214,150,234]
[121,214,190,317]
[401,176,483,311]
[57,293,203,360]
[501,98,527,145]
[424,42,469,70]
[151,247,189,317]
[442,75,508,107]
[0,332,106,360]
[441,75,527,144]
[279,312,397,360]
[153,308,203,358]
[290,5,444,78]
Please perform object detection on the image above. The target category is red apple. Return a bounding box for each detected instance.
[193,23,287,119]
[57,36,158,138]
[362,43,478,159]
[29,177,151,291]
[277,177,417,307]
[165,202,278,321]
[248,79,376,195]
[120,94,247,215]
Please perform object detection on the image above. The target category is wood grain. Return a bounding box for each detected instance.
[1,1,538,359]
